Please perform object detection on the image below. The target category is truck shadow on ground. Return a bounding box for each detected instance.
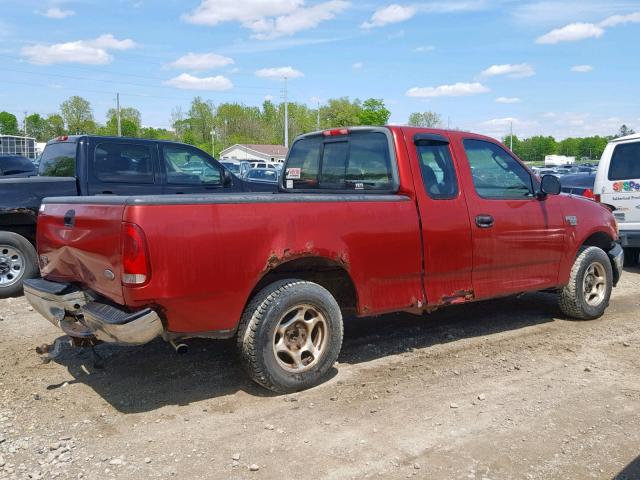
[613,454,640,480]
[47,291,564,414]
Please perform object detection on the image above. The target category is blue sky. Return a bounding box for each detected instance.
[0,0,639,140]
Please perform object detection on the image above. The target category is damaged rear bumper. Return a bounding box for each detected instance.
[24,278,163,345]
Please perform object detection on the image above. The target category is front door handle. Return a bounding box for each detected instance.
[475,214,494,228]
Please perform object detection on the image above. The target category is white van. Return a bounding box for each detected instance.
[594,133,640,265]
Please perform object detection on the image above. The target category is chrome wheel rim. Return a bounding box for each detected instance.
[0,245,25,287]
[273,304,328,373]
[583,262,606,307]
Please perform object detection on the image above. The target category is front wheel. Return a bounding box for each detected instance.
[0,231,38,298]
[558,246,613,320]
[237,279,343,393]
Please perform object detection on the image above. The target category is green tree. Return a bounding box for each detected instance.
[502,134,521,153]
[0,111,19,135]
[321,97,363,128]
[358,98,390,126]
[579,136,608,160]
[43,114,66,140]
[615,124,635,138]
[557,137,581,157]
[188,97,215,144]
[139,127,174,140]
[408,111,442,128]
[106,106,142,132]
[25,113,47,141]
[104,117,138,137]
[60,96,94,134]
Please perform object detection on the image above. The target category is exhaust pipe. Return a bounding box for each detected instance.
[169,339,189,355]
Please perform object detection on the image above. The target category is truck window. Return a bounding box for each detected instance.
[416,143,458,199]
[163,146,221,185]
[286,131,393,191]
[39,142,77,177]
[463,139,533,199]
[608,142,640,180]
[92,143,154,184]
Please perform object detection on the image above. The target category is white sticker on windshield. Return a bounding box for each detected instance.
[286,180,294,189]
[286,168,301,179]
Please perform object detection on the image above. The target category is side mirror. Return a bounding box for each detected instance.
[539,174,561,197]
[222,168,233,186]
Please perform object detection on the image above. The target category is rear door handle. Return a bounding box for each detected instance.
[475,214,494,228]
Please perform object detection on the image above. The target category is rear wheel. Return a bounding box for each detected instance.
[558,246,612,320]
[0,231,38,298]
[237,279,343,393]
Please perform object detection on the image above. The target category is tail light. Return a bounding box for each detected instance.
[121,222,150,286]
[323,128,349,136]
[56,135,68,141]
[582,188,595,200]
[594,193,601,203]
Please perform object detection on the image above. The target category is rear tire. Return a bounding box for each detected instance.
[237,279,343,393]
[623,247,639,267]
[558,246,612,320]
[0,231,38,298]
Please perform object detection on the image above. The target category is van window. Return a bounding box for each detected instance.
[39,142,77,177]
[608,142,640,180]
[285,131,394,191]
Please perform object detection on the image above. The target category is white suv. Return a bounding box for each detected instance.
[594,133,640,265]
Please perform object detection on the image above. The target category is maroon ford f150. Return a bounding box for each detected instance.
[25,126,623,392]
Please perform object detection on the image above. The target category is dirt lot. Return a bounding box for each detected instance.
[1,268,639,480]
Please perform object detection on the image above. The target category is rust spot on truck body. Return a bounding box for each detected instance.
[439,289,475,306]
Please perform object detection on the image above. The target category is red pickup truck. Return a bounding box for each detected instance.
[25,126,623,392]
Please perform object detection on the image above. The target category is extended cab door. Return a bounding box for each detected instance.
[452,136,566,299]
[407,131,474,305]
[85,140,162,195]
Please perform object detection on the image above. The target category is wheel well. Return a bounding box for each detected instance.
[581,231,613,251]
[249,257,358,316]
[0,212,37,245]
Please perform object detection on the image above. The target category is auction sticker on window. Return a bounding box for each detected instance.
[286,168,301,179]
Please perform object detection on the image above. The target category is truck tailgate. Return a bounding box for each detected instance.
[38,201,126,304]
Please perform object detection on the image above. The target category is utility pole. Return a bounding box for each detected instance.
[317,100,320,131]
[211,128,216,157]
[509,120,513,151]
[283,77,289,147]
[116,93,122,137]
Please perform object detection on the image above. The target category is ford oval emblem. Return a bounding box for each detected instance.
[104,269,115,281]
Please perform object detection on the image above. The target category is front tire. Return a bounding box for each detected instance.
[237,279,343,393]
[558,246,613,320]
[0,231,38,298]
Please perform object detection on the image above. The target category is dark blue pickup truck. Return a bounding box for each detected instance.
[0,135,265,297]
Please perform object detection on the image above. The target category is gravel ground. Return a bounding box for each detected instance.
[1,267,639,480]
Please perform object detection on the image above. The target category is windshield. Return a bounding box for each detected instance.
[221,162,240,173]
[39,142,77,177]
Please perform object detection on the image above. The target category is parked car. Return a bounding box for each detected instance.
[0,155,36,177]
[220,160,251,177]
[0,135,251,297]
[570,165,595,174]
[560,172,596,199]
[25,126,622,392]
[594,133,640,265]
[250,161,280,170]
[244,168,279,184]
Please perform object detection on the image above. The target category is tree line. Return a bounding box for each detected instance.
[0,99,633,163]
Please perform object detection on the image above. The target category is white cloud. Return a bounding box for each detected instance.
[414,45,435,52]
[352,62,363,70]
[536,22,604,43]
[496,97,521,104]
[164,73,233,91]
[599,11,640,27]
[406,82,489,98]
[21,34,137,65]
[182,0,349,39]
[571,64,593,72]
[169,52,234,70]
[41,7,75,19]
[362,4,416,28]
[255,66,304,79]
[480,63,535,79]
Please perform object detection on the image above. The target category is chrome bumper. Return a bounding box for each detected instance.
[24,279,163,346]
[608,243,624,287]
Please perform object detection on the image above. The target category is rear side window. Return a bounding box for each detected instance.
[39,142,77,177]
[92,143,154,184]
[285,131,394,191]
[416,143,458,199]
[608,143,640,180]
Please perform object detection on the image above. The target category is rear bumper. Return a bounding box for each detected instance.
[619,230,640,248]
[24,278,163,345]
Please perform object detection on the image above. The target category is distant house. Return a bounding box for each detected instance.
[219,144,288,163]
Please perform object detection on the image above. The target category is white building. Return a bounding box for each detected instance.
[219,144,288,164]
[544,154,576,166]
